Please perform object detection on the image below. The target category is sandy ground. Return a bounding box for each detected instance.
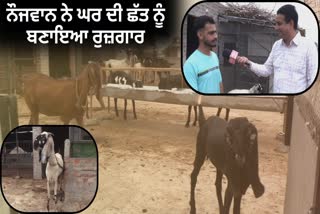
[4,96,288,213]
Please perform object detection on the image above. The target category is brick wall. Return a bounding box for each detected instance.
[62,157,97,211]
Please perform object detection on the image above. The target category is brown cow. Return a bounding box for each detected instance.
[23,62,102,125]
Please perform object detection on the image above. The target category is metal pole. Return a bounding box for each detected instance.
[15,129,19,177]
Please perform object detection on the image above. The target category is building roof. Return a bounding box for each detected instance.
[218,15,275,28]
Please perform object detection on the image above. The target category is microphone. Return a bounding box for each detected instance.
[222,49,250,66]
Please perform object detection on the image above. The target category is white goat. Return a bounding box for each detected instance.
[104,58,128,68]
[217,84,263,121]
[34,131,64,211]
[228,83,263,94]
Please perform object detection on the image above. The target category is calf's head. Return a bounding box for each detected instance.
[225,117,258,167]
[225,117,264,198]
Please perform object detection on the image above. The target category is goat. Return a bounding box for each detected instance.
[23,62,102,125]
[87,61,107,118]
[157,72,198,127]
[108,70,143,120]
[217,84,263,121]
[103,50,140,112]
[141,57,174,84]
[190,106,264,214]
[34,131,64,211]
[104,49,139,74]
[157,72,245,126]
[228,84,263,94]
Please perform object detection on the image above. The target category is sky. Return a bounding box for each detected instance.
[221,2,319,44]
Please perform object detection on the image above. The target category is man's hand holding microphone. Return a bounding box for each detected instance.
[222,49,251,68]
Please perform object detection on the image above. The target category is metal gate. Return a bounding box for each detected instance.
[1,127,33,178]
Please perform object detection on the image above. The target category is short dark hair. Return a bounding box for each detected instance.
[193,15,215,33]
[277,5,298,30]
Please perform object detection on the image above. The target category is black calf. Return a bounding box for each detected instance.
[190,106,264,214]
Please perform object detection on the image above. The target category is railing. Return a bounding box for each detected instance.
[101,84,287,113]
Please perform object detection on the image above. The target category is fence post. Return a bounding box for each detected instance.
[64,139,71,158]
[32,127,42,179]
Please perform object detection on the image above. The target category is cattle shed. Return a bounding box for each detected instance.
[182,2,278,92]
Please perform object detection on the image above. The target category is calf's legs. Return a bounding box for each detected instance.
[114,98,119,117]
[223,182,233,214]
[215,169,224,213]
[216,107,230,121]
[233,194,242,214]
[132,100,137,119]
[185,105,197,127]
[190,138,206,214]
[115,98,137,120]
[193,106,198,126]
[124,99,127,120]
[185,105,192,127]
[124,99,137,120]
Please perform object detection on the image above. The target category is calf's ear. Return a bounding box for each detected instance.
[225,127,232,145]
[247,123,257,145]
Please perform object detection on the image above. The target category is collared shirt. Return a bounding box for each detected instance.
[183,50,222,94]
[250,32,318,93]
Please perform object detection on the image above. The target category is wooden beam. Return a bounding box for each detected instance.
[101,85,287,113]
[101,67,181,72]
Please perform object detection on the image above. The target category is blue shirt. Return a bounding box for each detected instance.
[183,50,222,94]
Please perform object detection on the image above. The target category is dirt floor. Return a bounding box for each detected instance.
[3,96,288,213]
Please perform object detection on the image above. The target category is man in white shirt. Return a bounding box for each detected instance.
[237,4,318,93]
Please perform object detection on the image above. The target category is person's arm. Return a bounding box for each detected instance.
[237,43,277,77]
[249,53,274,77]
[183,62,198,91]
[306,42,318,87]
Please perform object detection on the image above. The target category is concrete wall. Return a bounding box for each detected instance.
[284,67,320,213]
[284,101,319,213]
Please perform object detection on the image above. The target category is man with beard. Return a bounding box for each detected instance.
[237,4,318,93]
[183,16,223,94]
